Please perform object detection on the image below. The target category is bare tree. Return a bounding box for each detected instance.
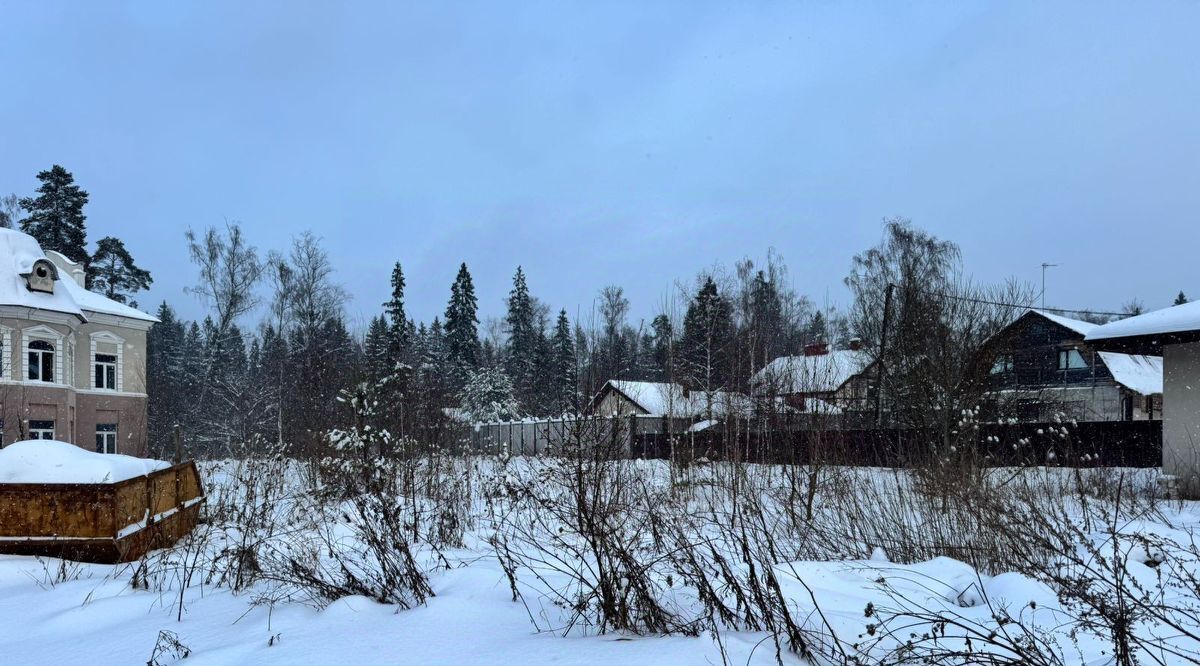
[185,222,264,337]
[0,194,22,228]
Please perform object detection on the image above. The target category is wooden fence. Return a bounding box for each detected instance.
[630,420,1162,468]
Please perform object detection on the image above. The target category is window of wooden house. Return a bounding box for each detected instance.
[990,354,1014,375]
[27,340,54,382]
[96,424,117,454]
[94,353,117,390]
[1057,348,1087,370]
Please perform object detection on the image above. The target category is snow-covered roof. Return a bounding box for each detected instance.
[750,349,874,394]
[0,228,156,323]
[59,274,158,322]
[0,229,85,320]
[1087,301,1200,341]
[0,439,169,484]
[1035,310,1097,336]
[1098,352,1163,395]
[598,380,754,418]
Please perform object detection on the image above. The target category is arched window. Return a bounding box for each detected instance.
[28,340,54,383]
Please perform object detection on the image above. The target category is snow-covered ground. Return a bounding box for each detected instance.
[1,456,1197,665]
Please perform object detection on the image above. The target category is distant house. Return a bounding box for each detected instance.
[588,380,754,421]
[749,342,876,415]
[980,310,1162,422]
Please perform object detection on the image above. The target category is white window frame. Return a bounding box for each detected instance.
[23,326,63,385]
[1057,348,1087,371]
[96,424,117,454]
[29,419,55,440]
[90,331,125,393]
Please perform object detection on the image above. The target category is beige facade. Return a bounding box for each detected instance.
[0,310,152,456]
[0,231,156,457]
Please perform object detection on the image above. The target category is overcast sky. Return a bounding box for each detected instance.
[2,1,1197,332]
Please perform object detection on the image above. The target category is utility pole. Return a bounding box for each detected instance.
[874,283,894,427]
[1041,263,1057,311]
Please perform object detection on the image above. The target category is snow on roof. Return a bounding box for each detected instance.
[750,349,873,394]
[0,439,169,484]
[1087,301,1200,341]
[1034,310,1097,336]
[1098,352,1163,395]
[0,229,85,320]
[60,273,158,322]
[601,380,754,418]
[0,228,156,323]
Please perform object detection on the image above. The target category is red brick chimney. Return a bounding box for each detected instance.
[803,342,829,356]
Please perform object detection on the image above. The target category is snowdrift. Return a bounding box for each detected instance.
[0,439,169,484]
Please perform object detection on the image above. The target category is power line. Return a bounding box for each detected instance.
[893,284,1127,318]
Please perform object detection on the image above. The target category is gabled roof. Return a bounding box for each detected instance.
[1097,352,1163,395]
[0,229,157,324]
[594,380,754,418]
[750,349,874,394]
[1034,310,1098,336]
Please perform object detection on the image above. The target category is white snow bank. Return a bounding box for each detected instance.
[0,440,169,484]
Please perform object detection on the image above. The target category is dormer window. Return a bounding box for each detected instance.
[25,259,58,294]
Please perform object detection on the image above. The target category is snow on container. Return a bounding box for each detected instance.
[0,440,205,563]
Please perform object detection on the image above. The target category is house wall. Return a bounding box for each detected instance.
[0,314,149,456]
[1164,342,1200,496]
[72,321,148,394]
[593,390,647,417]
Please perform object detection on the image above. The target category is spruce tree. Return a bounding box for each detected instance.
[549,309,578,412]
[1176,291,1189,306]
[383,262,410,353]
[504,266,538,410]
[19,165,89,263]
[444,263,480,387]
[679,276,734,392]
[460,366,520,422]
[364,315,391,382]
[749,270,784,361]
[87,236,153,305]
[146,302,186,455]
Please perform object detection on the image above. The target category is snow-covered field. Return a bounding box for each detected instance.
[2,455,1198,665]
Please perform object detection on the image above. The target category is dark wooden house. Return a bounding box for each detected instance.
[980,310,1162,422]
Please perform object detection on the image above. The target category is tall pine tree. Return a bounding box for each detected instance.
[87,236,153,305]
[1176,291,1189,306]
[504,267,538,410]
[549,309,579,413]
[444,263,480,389]
[383,262,410,354]
[19,165,89,263]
